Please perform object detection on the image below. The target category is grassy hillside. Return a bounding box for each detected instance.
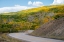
[0,5,64,33]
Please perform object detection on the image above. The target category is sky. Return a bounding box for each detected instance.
[0,0,64,13]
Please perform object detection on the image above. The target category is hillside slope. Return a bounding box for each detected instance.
[0,5,64,33]
[31,18,64,40]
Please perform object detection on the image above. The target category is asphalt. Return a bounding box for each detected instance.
[8,31,64,42]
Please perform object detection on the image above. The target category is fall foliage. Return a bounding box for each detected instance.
[0,5,64,32]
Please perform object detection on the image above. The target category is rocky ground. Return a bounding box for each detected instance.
[31,18,64,40]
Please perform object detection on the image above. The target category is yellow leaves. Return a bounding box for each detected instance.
[51,17,54,20]
[25,22,31,28]
[35,26,40,29]
[8,21,14,24]
[43,17,49,24]
[3,19,7,23]
[43,16,50,23]
[43,16,54,24]
[19,6,50,16]
[20,21,32,29]
[55,13,64,16]
[16,28,21,31]
[41,7,49,12]
[33,18,39,23]
[21,14,27,17]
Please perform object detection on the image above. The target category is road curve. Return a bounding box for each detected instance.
[8,33,64,42]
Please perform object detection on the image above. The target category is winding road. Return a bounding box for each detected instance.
[9,30,64,42]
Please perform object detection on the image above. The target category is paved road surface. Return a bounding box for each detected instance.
[9,32,64,42]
